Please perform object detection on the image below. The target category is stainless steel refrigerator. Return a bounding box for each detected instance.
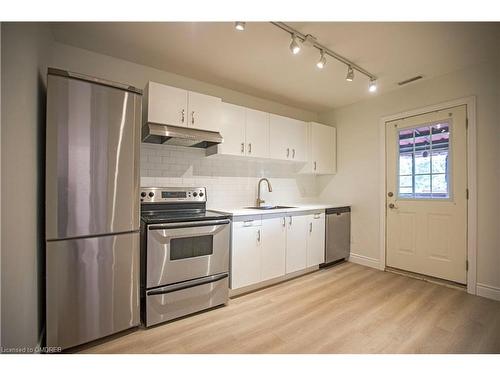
[45,68,142,350]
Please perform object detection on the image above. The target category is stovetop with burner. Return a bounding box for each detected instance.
[140,187,229,224]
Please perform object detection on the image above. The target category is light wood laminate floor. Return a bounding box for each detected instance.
[78,262,500,354]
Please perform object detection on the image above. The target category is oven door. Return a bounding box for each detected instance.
[146,219,230,288]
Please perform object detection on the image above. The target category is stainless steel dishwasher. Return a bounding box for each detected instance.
[323,206,351,265]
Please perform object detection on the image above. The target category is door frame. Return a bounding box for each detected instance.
[379,96,477,295]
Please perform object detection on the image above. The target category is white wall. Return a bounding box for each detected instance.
[318,60,500,295]
[141,144,318,208]
[1,23,52,350]
[50,42,318,123]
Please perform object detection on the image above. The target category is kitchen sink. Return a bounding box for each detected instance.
[245,205,297,210]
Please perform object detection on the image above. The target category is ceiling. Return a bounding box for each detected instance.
[51,22,500,113]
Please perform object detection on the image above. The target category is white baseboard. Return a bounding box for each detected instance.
[348,253,382,270]
[476,283,500,301]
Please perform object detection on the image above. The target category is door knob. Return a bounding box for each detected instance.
[388,203,397,209]
[388,192,394,197]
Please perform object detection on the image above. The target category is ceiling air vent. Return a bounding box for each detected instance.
[398,75,423,86]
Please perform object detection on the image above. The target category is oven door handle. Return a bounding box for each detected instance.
[148,219,230,230]
[147,273,229,295]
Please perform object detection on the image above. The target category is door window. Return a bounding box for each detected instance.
[398,122,451,199]
[170,235,214,260]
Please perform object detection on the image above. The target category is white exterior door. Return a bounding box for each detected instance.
[386,105,467,284]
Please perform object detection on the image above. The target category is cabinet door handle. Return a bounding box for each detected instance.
[282,217,286,227]
[243,220,254,227]
[309,222,313,233]
[181,109,185,123]
[248,143,252,154]
[257,229,261,242]
[286,148,290,158]
[314,213,321,219]
[191,111,195,125]
[314,161,317,171]
[241,142,245,154]
[292,149,295,159]
[289,216,293,226]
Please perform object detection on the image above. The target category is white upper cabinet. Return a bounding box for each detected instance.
[209,103,269,158]
[144,82,188,127]
[269,114,307,162]
[245,108,269,159]
[217,102,246,156]
[301,122,337,175]
[143,81,221,132]
[187,91,222,132]
[306,212,326,267]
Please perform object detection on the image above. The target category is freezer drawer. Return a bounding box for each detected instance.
[325,207,351,264]
[145,273,228,327]
[46,232,140,350]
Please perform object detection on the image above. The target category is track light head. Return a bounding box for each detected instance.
[289,34,301,55]
[316,50,327,69]
[346,66,354,82]
[368,78,377,93]
[234,22,246,31]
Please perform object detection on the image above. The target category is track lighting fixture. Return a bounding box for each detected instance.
[234,22,246,31]
[316,50,327,69]
[346,66,354,81]
[289,34,301,55]
[246,22,378,94]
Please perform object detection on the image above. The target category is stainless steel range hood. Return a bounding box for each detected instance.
[142,122,223,148]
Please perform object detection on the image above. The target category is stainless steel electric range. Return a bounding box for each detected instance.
[140,187,231,327]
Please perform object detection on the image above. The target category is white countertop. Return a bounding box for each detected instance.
[209,203,350,217]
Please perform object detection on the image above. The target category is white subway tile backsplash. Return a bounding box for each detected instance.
[140,144,318,208]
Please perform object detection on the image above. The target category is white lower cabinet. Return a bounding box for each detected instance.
[285,215,309,273]
[231,220,262,289]
[306,213,326,267]
[231,211,326,291]
[261,216,287,281]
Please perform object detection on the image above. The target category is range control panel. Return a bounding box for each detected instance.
[140,187,206,203]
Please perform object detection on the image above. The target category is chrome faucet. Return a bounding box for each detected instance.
[256,178,273,207]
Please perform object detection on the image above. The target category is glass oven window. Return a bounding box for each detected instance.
[170,235,214,260]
